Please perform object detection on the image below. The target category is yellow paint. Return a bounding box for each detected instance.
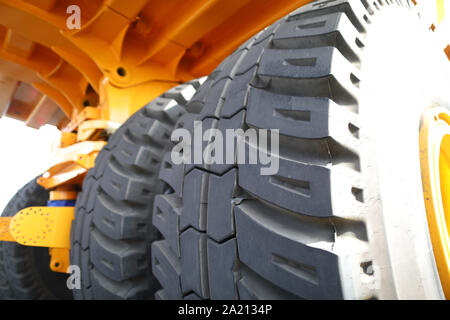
[437,0,445,24]
[64,107,101,133]
[37,141,106,189]
[0,0,313,132]
[7,207,74,249]
[60,132,77,148]
[77,120,109,141]
[0,217,13,242]
[49,186,78,201]
[98,78,179,123]
[49,248,70,274]
[0,207,74,273]
[440,134,450,226]
[420,108,450,299]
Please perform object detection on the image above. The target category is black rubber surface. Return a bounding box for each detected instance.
[151,0,411,300]
[0,178,72,300]
[70,80,203,299]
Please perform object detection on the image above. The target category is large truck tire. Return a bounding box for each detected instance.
[152,0,450,299]
[70,80,204,299]
[0,179,72,300]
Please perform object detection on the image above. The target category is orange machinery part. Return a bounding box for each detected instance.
[0,0,314,128]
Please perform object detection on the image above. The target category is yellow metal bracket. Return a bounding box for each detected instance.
[49,248,70,273]
[0,217,14,242]
[38,140,106,189]
[0,207,74,274]
[9,207,74,249]
[77,119,121,142]
[63,107,102,133]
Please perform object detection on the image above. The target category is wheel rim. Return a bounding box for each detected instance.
[420,108,450,299]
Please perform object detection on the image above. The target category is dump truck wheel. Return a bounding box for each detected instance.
[0,179,72,300]
[152,0,450,299]
[70,80,204,299]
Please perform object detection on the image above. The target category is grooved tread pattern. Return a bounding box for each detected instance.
[70,80,204,299]
[153,0,408,300]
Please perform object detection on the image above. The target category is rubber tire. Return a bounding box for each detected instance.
[0,178,72,300]
[152,0,450,299]
[70,80,204,299]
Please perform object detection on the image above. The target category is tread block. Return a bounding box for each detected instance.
[259,46,349,79]
[158,152,185,197]
[247,87,360,149]
[174,111,198,133]
[93,147,112,174]
[180,229,209,298]
[84,178,100,213]
[234,33,273,77]
[104,126,126,151]
[200,78,228,118]
[162,101,187,125]
[185,118,216,173]
[189,72,219,105]
[134,146,162,172]
[234,201,342,299]
[144,97,185,125]
[90,269,149,300]
[152,240,182,299]
[188,76,207,90]
[256,45,360,108]
[288,0,368,34]
[127,118,171,147]
[238,143,334,217]
[69,243,84,299]
[254,22,281,45]
[206,169,238,242]
[208,110,246,175]
[99,163,130,202]
[79,208,93,250]
[180,170,209,231]
[220,66,256,118]
[207,239,238,300]
[100,163,156,205]
[90,229,147,282]
[153,194,182,256]
[93,192,148,240]
[163,83,198,105]
[111,139,143,168]
[80,248,94,299]
[213,48,248,84]
[273,12,363,65]
[246,88,330,139]
[237,267,298,300]
[159,113,197,196]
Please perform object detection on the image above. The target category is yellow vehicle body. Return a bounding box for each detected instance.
[0,0,318,191]
[0,0,448,298]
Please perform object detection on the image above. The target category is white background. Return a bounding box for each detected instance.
[0,118,59,211]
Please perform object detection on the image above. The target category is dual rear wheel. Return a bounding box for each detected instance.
[0,0,449,300]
